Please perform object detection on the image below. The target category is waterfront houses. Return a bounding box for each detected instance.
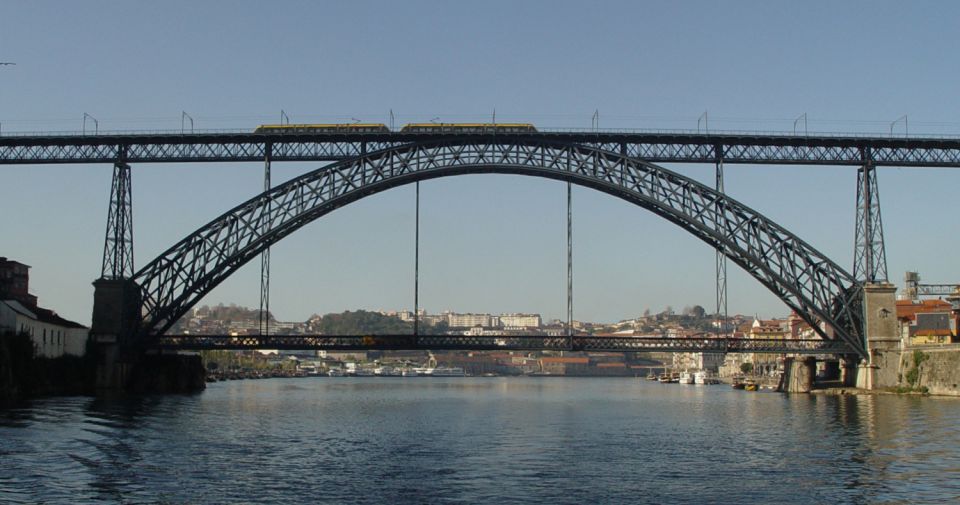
[896,299,958,346]
[0,258,87,358]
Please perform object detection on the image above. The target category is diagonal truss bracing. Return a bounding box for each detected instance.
[131,139,866,357]
[3,132,960,167]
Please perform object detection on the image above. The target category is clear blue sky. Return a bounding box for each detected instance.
[2,1,959,326]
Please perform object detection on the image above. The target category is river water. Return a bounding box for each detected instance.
[1,377,958,504]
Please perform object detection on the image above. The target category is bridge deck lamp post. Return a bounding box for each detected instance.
[890,115,908,137]
[181,111,194,134]
[793,113,808,136]
[83,113,98,135]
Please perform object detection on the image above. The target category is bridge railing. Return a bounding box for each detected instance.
[2,127,958,139]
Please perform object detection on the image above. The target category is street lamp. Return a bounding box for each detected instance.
[890,115,908,137]
[83,113,98,135]
[793,113,808,136]
[181,111,194,134]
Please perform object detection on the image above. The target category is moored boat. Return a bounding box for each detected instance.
[678,371,695,384]
[432,366,465,377]
[694,371,721,385]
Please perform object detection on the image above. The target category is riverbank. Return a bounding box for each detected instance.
[811,386,960,398]
[0,332,96,406]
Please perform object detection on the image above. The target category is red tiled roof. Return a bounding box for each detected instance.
[914,329,953,337]
[897,299,953,321]
[540,357,589,364]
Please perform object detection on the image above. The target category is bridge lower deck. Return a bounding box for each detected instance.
[151,335,853,354]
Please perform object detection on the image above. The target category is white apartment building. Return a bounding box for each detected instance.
[499,313,541,328]
[447,313,493,328]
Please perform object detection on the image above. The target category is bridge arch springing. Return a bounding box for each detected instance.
[132,139,865,356]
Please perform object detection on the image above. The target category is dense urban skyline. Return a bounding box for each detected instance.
[3,1,960,325]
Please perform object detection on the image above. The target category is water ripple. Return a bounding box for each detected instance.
[2,379,960,503]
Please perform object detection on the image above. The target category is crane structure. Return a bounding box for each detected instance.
[902,271,960,309]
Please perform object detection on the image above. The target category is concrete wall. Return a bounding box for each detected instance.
[869,348,903,389]
[906,346,960,397]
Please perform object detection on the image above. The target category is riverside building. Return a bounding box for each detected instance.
[0,257,87,357]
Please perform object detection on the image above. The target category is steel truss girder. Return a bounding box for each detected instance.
[152,334,852,354]
[4,133,960,167]
[132,139,866,357]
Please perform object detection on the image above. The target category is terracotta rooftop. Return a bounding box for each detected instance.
[914,329,953,337]
[540,357,589,364]
[896,299,953,321]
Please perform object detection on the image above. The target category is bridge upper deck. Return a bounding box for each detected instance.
[3,129,960,166]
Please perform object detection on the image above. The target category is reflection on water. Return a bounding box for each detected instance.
[2,379,959,504]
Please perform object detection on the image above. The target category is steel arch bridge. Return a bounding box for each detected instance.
[130,138,866,357]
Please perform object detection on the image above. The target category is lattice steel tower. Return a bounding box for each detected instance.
[853,149,888,283]
[101,151,134,279]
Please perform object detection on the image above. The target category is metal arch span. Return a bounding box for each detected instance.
[132,139,866,356]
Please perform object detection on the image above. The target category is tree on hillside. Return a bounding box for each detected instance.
[316,310,413,334]
[684,305,707,319]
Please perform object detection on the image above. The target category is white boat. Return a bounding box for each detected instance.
[694,371,720,385]
[327,368,344,377]
[401,368,419,377]
[354,368,375,377]
[678,371,695,384]
[414,367,434,376]
[432,366,465,377]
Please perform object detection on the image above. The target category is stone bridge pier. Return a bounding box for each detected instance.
[91,278,205,394]
[856,283,901,390]
[90,278,143,391]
